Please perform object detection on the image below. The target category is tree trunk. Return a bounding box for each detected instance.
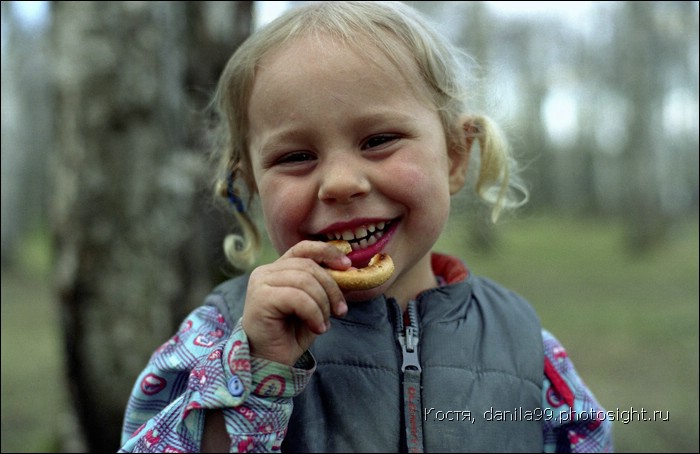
[50,2,252,451]
[617,2,668,252]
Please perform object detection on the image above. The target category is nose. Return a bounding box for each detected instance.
[317,156,371,204]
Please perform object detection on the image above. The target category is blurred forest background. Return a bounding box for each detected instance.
[1,1,698,452]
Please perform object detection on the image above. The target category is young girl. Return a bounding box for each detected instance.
[120,2,613,452]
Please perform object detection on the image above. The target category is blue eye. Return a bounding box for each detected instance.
[277,151,315,164]
[362,135,398,150]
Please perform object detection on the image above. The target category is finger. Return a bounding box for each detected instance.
[283,240,352,270]
[283,242,350,316]
[251,261,334,324]
[271,266,334,322]
[267,285,330,334]
[245,281,328,336]
[308,263,348,317]
[259,253,348,321]
[266,260,347,319]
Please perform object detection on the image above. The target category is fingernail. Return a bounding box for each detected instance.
[340,256,351,267]
[318,322,327,333]
[336,301,348,317]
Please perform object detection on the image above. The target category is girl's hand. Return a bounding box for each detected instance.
[241,241,351,365]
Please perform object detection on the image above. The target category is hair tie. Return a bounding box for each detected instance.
[227,174,246,213]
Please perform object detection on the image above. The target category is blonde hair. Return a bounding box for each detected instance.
[211,1,527,270]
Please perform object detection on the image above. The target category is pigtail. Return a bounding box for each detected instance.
[215,176,261,271]
[469,115,529,222]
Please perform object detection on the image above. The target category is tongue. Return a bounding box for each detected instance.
[347,232,391,268]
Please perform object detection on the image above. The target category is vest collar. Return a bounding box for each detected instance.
[338,253,473,327]
[431,252,469,285]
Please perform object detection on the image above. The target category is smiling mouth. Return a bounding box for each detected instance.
[322,220,393,251]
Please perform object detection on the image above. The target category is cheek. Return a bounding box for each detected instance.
[387,158,452,229]
[258,183,309,253]
[384,157,451,209]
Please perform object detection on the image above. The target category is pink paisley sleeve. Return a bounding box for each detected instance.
[119,305,314,453]
[541,329,614,453]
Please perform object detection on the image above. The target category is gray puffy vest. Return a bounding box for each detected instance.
[207,271,543,452]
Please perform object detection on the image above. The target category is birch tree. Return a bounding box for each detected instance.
[50,2,252,450]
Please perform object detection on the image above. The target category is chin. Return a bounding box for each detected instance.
[343,282,392,303]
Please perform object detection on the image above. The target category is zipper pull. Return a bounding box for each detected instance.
[399,300,421,372]
[399,326,421,372]
[400,300,424,453]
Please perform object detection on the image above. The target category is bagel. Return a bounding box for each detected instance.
[326,240,394,290]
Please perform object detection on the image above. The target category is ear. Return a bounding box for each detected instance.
[447,115,477,194]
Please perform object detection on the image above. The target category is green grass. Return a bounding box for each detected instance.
[436,213,699,452]
[1,271,68,452]
[1,215,698,452]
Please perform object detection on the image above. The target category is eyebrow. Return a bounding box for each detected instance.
[353,111,420,128]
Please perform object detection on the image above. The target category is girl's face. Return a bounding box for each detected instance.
[247,36,467,303]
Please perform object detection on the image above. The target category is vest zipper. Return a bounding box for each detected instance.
[398,300,424,453]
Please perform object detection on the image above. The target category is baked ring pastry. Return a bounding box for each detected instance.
[326,240,395,290]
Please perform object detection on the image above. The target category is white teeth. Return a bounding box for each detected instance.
[325,220,390,245]
[355,227,367,238]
